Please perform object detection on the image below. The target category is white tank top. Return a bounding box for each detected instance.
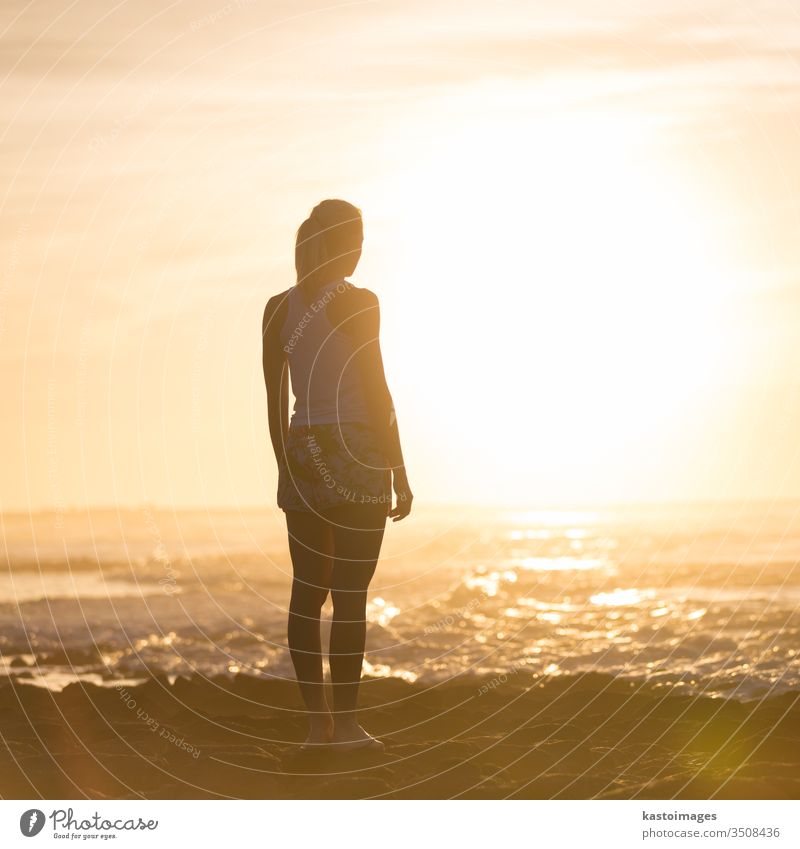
[280,279,371,427]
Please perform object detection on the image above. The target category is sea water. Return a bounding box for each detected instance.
[1,501,798,699]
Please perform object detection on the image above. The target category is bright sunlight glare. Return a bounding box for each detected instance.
[363,108,743,502]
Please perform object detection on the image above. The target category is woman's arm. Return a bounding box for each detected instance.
[329,287,413,521]
[262,292,290,466]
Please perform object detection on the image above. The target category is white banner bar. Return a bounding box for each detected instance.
[1,800,796,848]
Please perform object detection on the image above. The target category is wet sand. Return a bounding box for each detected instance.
[0,673,797,799]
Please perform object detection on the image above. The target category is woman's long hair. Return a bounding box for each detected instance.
[295,199,363,300]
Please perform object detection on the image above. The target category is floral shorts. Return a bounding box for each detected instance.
[277,421,392,514]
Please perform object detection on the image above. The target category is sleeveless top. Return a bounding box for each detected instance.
[279,278,371,427]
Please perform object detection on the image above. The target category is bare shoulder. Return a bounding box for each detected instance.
[346,285,379,309]
[327,284,379,326]
[262,288,292,336]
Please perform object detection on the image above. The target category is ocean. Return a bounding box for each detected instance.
[2,502,798,699]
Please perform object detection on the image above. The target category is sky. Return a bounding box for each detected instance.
[2,0,800,511]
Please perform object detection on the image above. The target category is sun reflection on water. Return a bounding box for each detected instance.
[516,556,607,571]
[590,588,653,606]
[367,596,401,627]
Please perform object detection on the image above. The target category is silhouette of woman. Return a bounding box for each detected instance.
[262,199,412,751]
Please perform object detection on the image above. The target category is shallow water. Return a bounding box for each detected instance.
[2,502,798,698]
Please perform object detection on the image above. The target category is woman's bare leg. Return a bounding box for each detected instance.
[285,510,334,745]
[327,503,386,744]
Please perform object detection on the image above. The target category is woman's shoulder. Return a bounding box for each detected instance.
[328,283,379,327]
[262,288,292,337]
[341,284,379,306]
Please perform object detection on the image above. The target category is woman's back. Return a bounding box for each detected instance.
[262,198,411,750]
[280,279,370,428]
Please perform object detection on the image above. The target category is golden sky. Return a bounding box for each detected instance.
[2,0,800,510]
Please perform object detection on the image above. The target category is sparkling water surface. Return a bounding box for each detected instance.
[2,502,798,699]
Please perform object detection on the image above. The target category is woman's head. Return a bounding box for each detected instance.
[295,199,363,294]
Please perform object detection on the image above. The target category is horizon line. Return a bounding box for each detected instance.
[5,495,800,517]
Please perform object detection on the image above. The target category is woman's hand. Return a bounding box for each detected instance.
[389,468,413,522]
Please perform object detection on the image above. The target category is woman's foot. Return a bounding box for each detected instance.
[331,719,384,752]
[300,713,334,750]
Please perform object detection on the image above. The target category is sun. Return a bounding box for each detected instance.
[361,108,742,502]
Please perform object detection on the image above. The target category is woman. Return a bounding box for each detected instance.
[261,199,412,752]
